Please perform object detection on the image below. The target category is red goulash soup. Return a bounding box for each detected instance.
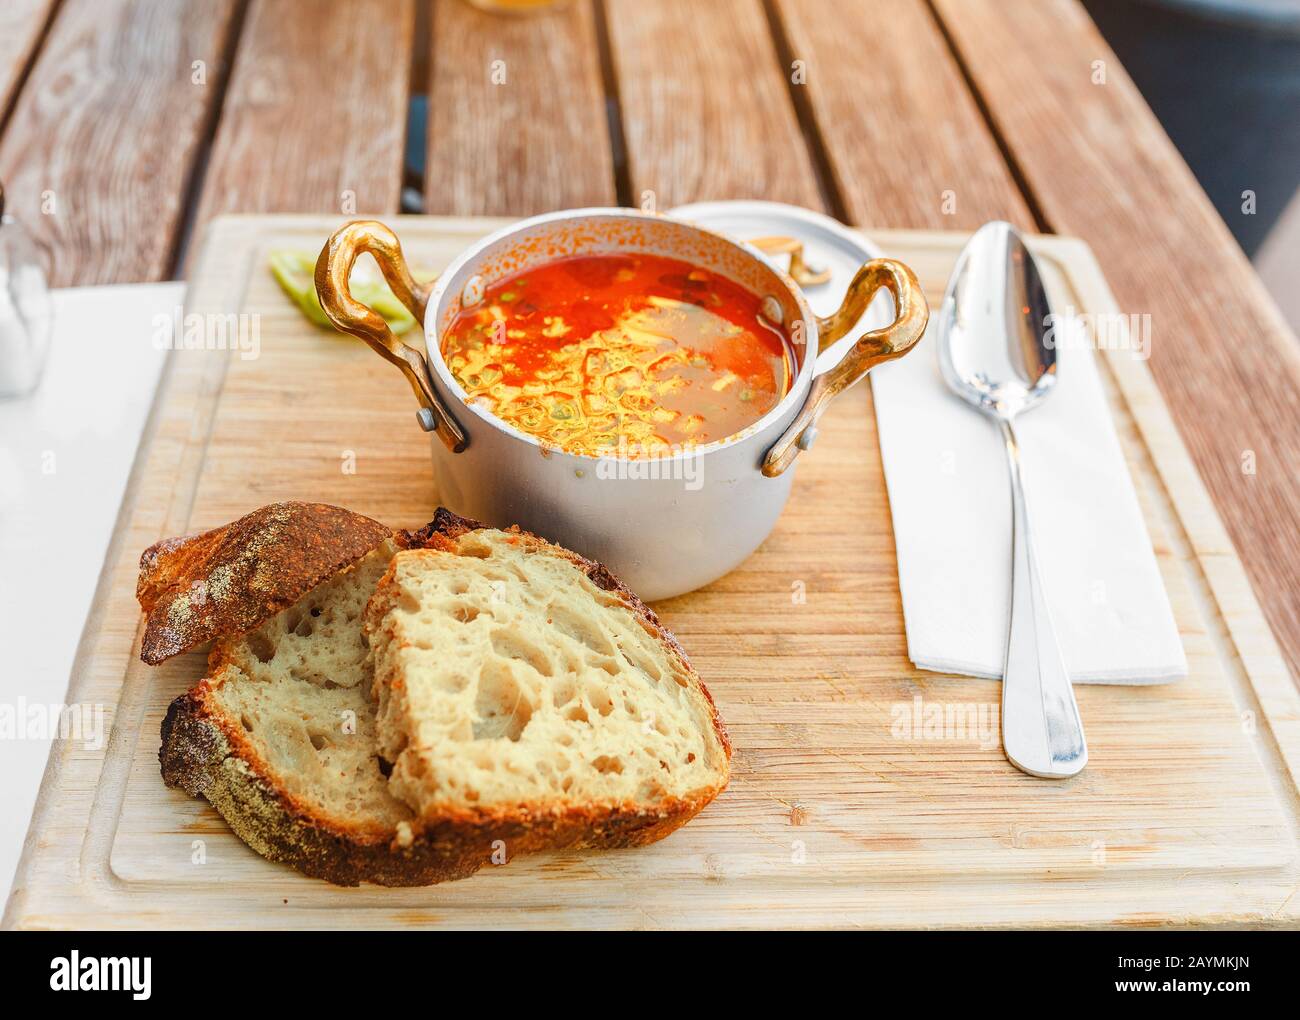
[440,253,793,457]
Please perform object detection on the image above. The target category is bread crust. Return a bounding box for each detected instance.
[137,501,392,665]
[154,505,730,886]
[161,679,715,886]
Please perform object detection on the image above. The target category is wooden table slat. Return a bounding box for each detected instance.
[424,0,615,215]
[0,0,240,285]
[931,0,1300,683]
[193,0,416,227]
[771,0,1034,231]
[604,0,823,211]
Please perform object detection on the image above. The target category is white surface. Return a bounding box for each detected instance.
[0,283,181,903]
[673,200,1186,685]
[872,280,1187,684]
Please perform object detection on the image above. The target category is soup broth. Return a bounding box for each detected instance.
[440,253,793,457]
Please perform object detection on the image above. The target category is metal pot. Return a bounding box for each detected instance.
[315,208,927,599]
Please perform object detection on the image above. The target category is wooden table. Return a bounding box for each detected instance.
[1,0,1297,687]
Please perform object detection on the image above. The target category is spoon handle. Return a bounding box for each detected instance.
[998,419,1088,778]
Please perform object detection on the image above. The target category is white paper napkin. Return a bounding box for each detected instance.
[871,307,1187,684]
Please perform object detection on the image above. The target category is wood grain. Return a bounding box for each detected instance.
[0,0,56,123]
[603,0,823,210]
[5,216,1296,929]
[770,0,1033,230]
[193,0,415,227]
[931,0,1300,685]
[0,0,239,285]
[424,0,615,214]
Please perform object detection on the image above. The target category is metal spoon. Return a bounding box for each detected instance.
[937,221,1087,779]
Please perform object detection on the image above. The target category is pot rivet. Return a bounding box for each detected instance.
[415,407,437,432]
[761,295,784,325]
[796,426,818,451]
[461,275,485,307]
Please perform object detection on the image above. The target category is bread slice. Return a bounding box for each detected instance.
[137,501,391,665]
[160,539,420,881]
[152,504,730,885]
[365,525,731,857]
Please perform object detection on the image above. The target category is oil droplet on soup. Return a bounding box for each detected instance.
[440,253,793,457]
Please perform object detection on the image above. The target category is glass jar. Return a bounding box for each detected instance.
[0,185,53,399]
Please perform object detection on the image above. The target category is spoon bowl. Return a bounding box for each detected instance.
[939,221,1057,420]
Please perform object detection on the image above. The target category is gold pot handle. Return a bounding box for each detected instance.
[762,258,928,477]
[315,220,467,452]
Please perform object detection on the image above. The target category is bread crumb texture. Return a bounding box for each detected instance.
[208,543,412,831]
[366,529,728,821]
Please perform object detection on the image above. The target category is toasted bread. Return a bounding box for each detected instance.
[151,504,729,885]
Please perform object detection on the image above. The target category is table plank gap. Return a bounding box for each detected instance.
[604,0,823,211]
[756,0,853,220]
[591,0,632,207]
[0,0,60,136]
[919,0,1051,231]
[0,0,242,285]
[192,0,415,232]
[770,0,1034,231]
[425,0,615,215]
[163,0,252,278]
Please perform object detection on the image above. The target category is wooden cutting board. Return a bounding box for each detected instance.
[7,215,1299,929]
